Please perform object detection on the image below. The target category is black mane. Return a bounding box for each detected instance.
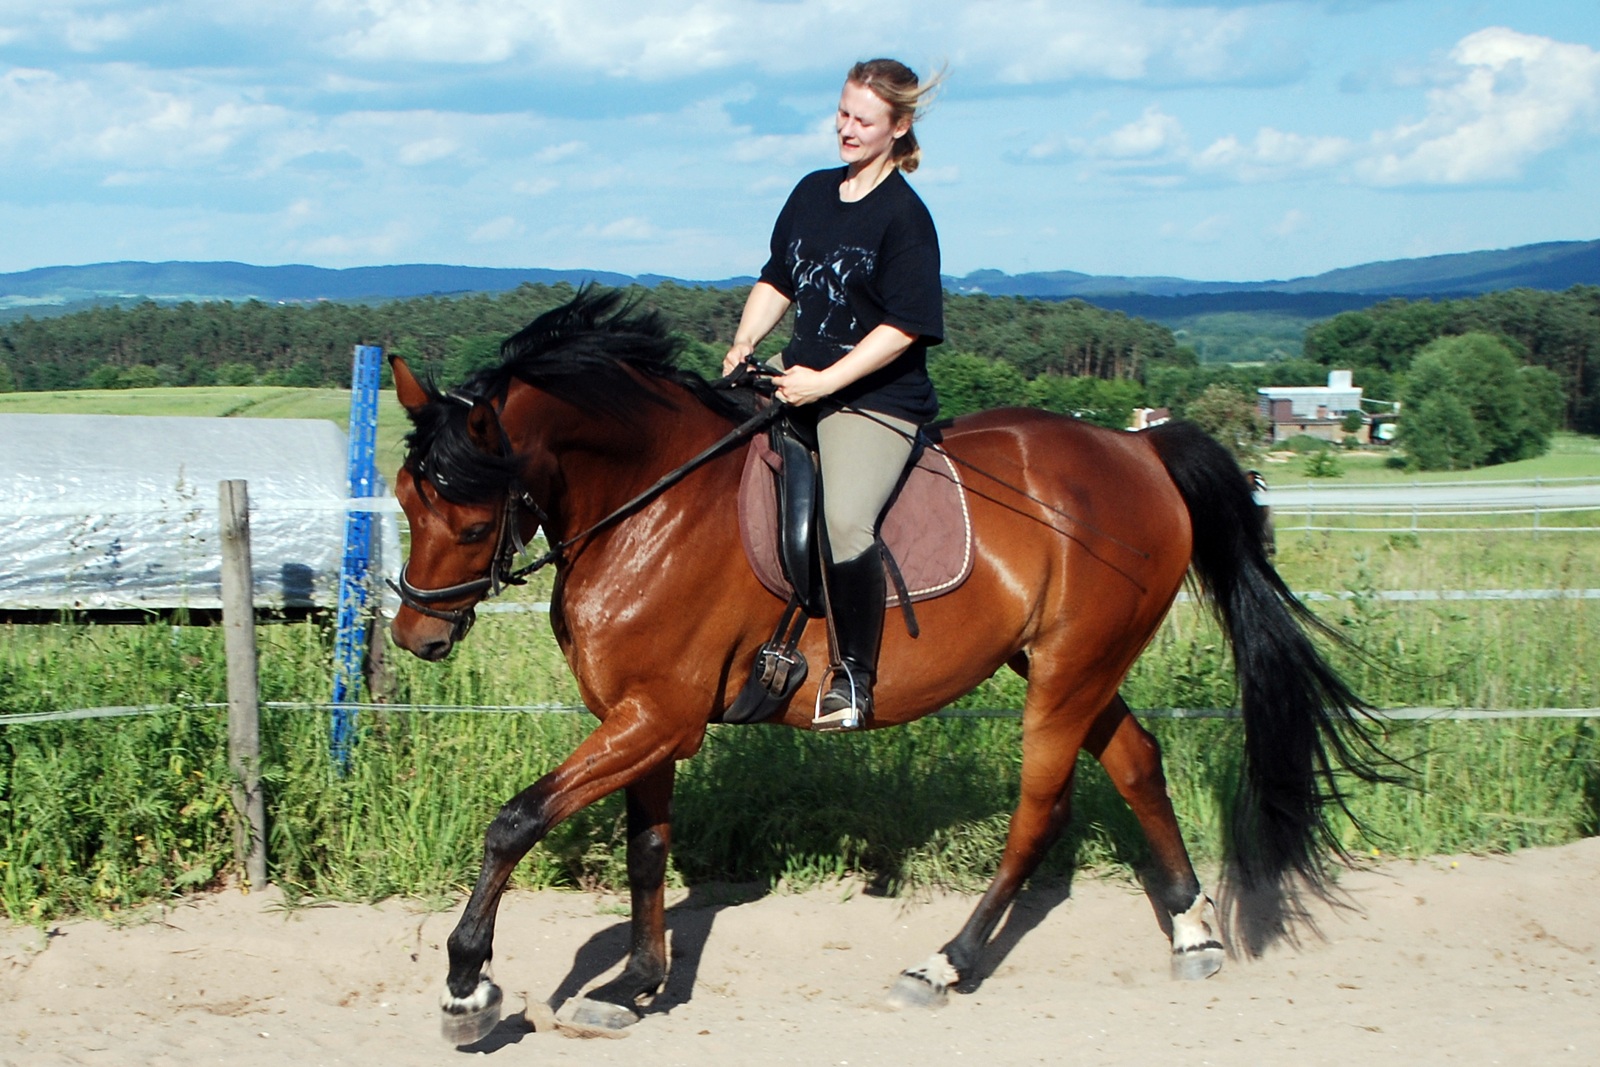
[402,287,757,503]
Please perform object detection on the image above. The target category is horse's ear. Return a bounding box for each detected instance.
[466,401,504,454]
[391,356,429,414]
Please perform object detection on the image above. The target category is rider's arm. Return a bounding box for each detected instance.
[773,323,916,406]
[722,282,793,374]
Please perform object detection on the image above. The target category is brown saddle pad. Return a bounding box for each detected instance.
[737,433,973,607]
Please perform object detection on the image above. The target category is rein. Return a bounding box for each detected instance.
[839,403,1154,565]
[390,379,782,627]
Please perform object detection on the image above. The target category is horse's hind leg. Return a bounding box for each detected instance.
[888,672,1094,1009]
[1087,694,1223,980]
[563,760,676,1028]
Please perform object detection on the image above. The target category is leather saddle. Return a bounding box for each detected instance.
[738,418,974,615]
[721,415,974,725]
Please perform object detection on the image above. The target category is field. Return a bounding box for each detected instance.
[0,389,1597,924]
[0,385,415,479]
[1261,430,1600,485]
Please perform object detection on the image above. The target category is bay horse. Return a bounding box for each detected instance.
[387,289,1384,1043]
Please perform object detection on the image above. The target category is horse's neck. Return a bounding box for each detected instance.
[519,387,740,546]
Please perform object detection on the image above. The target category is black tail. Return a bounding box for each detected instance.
[1147,421,1395,889]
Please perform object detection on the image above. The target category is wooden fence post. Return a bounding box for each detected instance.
[219,479,267,890]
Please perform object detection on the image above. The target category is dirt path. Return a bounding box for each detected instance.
[4,839,1597,1066]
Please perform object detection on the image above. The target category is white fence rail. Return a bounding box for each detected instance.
[1259,477,1600,533]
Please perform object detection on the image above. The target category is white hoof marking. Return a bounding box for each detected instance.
[885,952,958,1010]
[1169,893,1224,981]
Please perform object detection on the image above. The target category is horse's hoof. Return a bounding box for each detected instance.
[1170,944,1225,981]
[884,952,959,1010]
[560,997,641,1031]
[440,978,503,1045]
[885,972,946,1010]
[1169,893,1224,981]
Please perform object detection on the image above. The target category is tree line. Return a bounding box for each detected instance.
[1,281,1592,470]
[0,283,1191,423]
[1303,286,1598,434]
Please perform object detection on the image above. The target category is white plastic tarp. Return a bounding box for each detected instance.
[0,414,400,611]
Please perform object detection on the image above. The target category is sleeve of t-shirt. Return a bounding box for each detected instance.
[756,183,805,300]
[874,202,944,344]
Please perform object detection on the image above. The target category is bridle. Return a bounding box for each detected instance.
[389,365,784,639]
[387,482,552,641]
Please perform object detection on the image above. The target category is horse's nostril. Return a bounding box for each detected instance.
[418,639,453,662]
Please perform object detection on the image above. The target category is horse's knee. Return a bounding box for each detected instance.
[484,800,550,860]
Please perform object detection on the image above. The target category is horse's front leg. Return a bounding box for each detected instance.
[439,712,686,1044]
[562,760,676,1029]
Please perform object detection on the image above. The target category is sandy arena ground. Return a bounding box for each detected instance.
[3,838,1597,1066]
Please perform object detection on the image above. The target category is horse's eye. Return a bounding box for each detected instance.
[459,523,494,544]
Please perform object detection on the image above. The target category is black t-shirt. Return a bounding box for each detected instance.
[758,167,942,423]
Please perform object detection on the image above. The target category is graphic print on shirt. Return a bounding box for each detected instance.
[788,239,876,356]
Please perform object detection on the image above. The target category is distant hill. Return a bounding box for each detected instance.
[2,238,1596,321]
[0,261,751,313]
[942,239,1600,300]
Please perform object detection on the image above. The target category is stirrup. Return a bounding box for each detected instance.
[812,665,870,732]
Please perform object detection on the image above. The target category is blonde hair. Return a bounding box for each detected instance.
[846,58,944,174]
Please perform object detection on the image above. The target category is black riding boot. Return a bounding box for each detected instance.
[815,545,886,732]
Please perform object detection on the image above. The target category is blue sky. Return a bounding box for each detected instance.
[2,1,1598,283]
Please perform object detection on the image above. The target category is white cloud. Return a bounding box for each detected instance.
[954,2,1269,85]
[294,224,410,260]
[1193,127,1354,182]
[317,0,1292,86]
[729,118,835,166]
[534,141,585,165]
[592,216,659,241]
[912,163,960,185]
[1270,208,1308,237]
[1085,105,1187,160]
[61,11,145,52]
[470,214,521,242]
[1160,213,1230,243]
[1059,27,1600,191]
[325,0,749,77]
[1358,27,1600,185]
[512,177,558,197]
[396,136,456,166]
[0,65,293,170]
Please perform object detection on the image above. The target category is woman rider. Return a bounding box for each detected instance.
[722,58,944,732]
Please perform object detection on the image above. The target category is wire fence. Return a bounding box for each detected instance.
[4,700,1597,729]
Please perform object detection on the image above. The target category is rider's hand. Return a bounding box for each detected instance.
[722,342,755,377]
[774,365,834,406]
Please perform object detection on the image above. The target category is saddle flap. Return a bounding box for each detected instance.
[738,436,973,610]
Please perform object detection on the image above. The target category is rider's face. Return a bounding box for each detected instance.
[836,81,906,170]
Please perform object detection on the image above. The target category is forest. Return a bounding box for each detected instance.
[1,281,1595,444]
[1302,287,1600,433]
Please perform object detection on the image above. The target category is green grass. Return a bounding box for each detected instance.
[1261,430,1600,486]
[2,570,1596,921]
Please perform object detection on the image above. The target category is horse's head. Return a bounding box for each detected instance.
[389,355,526,661]
[386,287,761,660]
